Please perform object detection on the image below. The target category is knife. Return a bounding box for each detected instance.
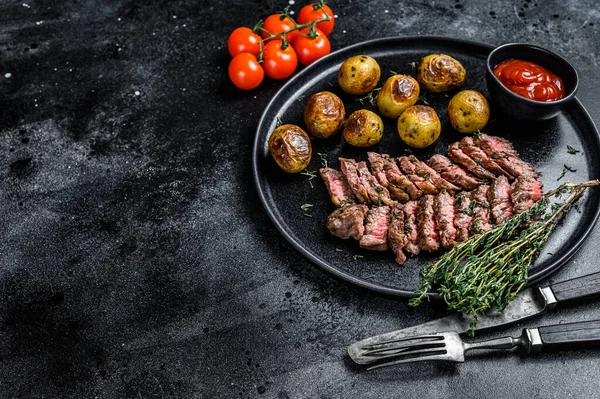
[348,271,600,364]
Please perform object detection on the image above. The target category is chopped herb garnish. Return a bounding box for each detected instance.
[557,164,577,181]
[335,248,344,252]
[300,169,317,180]
[373,186,383,193]
[408,61,417,69]
[353,254,364,261]
[388,182,397,188]
[417,94,429,105]
[423,172,430,180]
[358,88,381,106]
[300,203,314,212]
[317,153,328,168]
[390,70,399,75]
[296,95,305,102]
[567,145,580,154]
[339,199,355,206]
[276,117,283,127]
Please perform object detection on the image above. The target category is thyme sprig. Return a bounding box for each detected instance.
[409,179,600,335]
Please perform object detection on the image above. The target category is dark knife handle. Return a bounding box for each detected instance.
[550,272,600,306]
[538,320,600,351]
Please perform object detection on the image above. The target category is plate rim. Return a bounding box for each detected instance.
[252,35,600,298]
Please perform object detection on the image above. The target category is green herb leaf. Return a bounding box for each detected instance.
[567,145,580,154]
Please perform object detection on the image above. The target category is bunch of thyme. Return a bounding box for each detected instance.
[409,179,600,335]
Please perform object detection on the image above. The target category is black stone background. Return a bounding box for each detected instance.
[0,0,599,398]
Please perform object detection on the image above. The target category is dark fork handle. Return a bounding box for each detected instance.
[551,272,600,305]
[539,320,600,351]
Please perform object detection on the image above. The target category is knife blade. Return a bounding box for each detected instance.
[348,271,600,364]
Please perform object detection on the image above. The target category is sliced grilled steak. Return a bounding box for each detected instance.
[356,161,396,206]
[470,184,492,234]
[388,204,409,264]
[360,205,392,251]
[319,168,355,207]
[448,142,496,180]
[339,158,370,204]
[417,195,440,252]
[398,156,439,195]
[474,133,539,178]
[459,136,513,179]
[368,152,410,203]
[454,193,473,242]
[434,191,456,248]
[381,154,423,200]
[403,201,420,255]
[511,175,544,214]
[326,204,369,240]
[488,175,514,224]
[408,155,461,192]
[428,154,483,190]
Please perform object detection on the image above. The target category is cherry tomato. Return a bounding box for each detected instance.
[297,3,335,36]
[227,27,261,57]
[261,13,299,42]
[291,28,331,66]
[228,53,264,90]
[262,40,298,80]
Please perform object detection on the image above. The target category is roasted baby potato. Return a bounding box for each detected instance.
[397,105,441,148]
[269,124,312,173]
[303,91,346,138]
[417,54,466,93]
[447,90,490,133]
[343,109,383,147]
[338,55,381,95]
[377,74,420,119]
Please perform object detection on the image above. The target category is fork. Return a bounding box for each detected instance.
[362,320,600,370]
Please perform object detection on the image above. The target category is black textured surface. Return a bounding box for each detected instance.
[1,0,600,398]
[254,36,600,297]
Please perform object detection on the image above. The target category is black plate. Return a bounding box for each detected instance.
[252,36,600,298]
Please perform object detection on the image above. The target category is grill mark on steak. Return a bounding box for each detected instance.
[402,201,420,255]
[511,175,544,214]
[368,152,410,203]
[326,204,369,240]
[388,203,409,264]
[339,158,370,204]
[397,156,439,195]
[448,142,496,180]
[474,133,539,178]
[428,154,484,190]
[488,175,514,224]
[356,161,396,206]
[434,191,457,248]
[459,136,513,179]
[417,195,440,252]
[408,155,461,192]
[360,205,392,251]
[319,168,355,207]
[470,184,492,234]
[454,193,473,242]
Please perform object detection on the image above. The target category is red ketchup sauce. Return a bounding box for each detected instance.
[493,59,565,102]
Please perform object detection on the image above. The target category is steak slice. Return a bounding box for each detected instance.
[488,175,513,224]
[434,191,457,248]
[388,204,409,264]
[470,184,492,234]
[368,152,410,203]
[454,193,473,242]
[356,161,396,206]
[448,142,496,180]
[417,195,440,252]
[360,205,392,251]
[402,201,420,255]
[319,168,355,207]
[459,136,513,179]
[428,154,483,190]
[397,156,439,195]
[474,133,539,178]
[381,154,422,200]
[408,155,461,192]
[326,204,369,240]
[511,175,544,214]
[339,158,370,204]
